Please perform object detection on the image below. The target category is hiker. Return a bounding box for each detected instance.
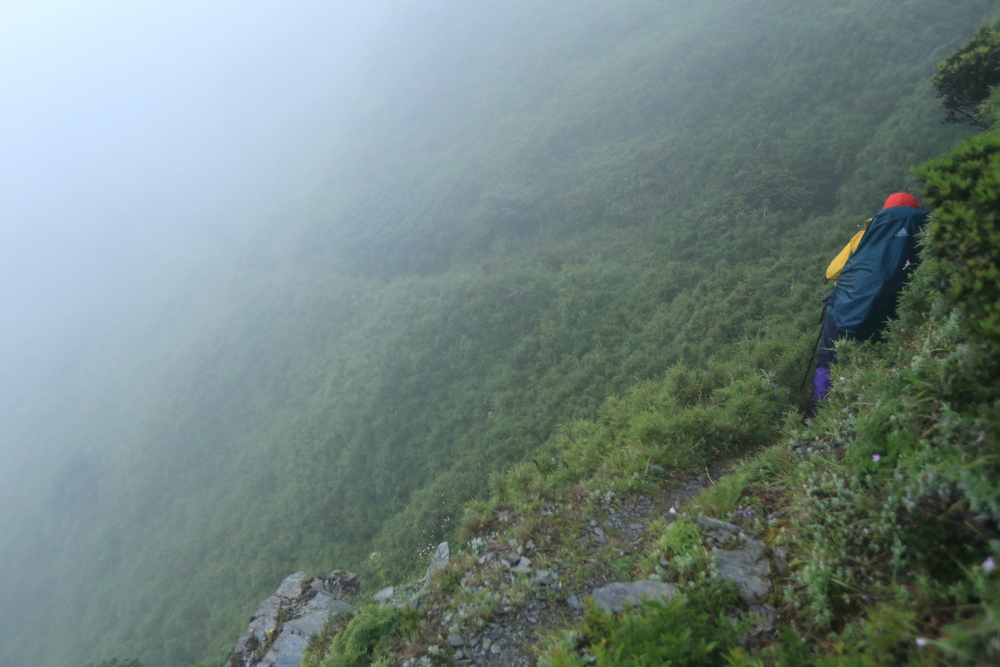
[812,193,929,402]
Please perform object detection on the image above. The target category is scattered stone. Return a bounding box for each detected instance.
[696,516,741,533]
[515,557,533,574]
[373,586,395,604]
[425,542,450,579]
[322,570,360,598]
[751,603,778,635]
[591,580,678,613]
[535,570,555,586]
[447,633,466,647]
[567,594,582,609]
[714,539,770,603]
[773,546,788,575]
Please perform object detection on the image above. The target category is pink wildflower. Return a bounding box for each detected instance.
[872,454,881,463]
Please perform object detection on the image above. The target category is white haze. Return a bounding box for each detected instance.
[0,0,384,370]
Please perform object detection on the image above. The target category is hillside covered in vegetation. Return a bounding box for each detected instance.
[2,1,997,666]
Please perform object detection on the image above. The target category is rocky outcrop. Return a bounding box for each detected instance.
[227,570,357,667]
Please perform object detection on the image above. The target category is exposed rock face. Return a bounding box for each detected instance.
[322,570,361,598]
[425,541,450,579]
[714,539,770,604]
[228,570,356,667]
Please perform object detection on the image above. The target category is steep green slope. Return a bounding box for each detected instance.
[299,95,1000,667]
[0,1,995,665]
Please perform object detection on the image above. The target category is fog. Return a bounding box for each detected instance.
[0,0,383,356]
[0,2,387,662]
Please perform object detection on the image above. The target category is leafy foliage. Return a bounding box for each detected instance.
[544,596,745,667]
[913,132,1000,348]
[933,18,1000,126]
[318,606,414,667]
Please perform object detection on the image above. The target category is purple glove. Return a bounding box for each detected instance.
[812,367,831,400]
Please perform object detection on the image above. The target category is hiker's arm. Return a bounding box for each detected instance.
[826,228,866,281]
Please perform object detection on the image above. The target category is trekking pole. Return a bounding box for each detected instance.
[797,300,829,396]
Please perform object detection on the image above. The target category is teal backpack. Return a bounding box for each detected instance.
[829,206,929,340]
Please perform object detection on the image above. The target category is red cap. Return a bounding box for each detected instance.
[883,192,919,209]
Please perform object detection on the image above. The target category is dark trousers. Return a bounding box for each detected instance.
[817,311,839,369]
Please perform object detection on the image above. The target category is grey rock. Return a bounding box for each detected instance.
[714,539,770,603]
[773,546,788,575]
[749,603,778,634]
[591,580,678,613]
[245,595,281,645]
[491,643,502,654]
[373,586,395,604]
[282,611,328,639]
[426,542,450,579]
[303,592,333,614]
[482,638,492,651]
[322,570,360,598]
[231,570,358,667]
[447,633,466,647]
[275,572,308,599]
[567,594,582,609]
[535,570,554,586]
[711,529,736,544]
[696,516,741,533]
[515,557,532,574]
[260,631,310,667]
